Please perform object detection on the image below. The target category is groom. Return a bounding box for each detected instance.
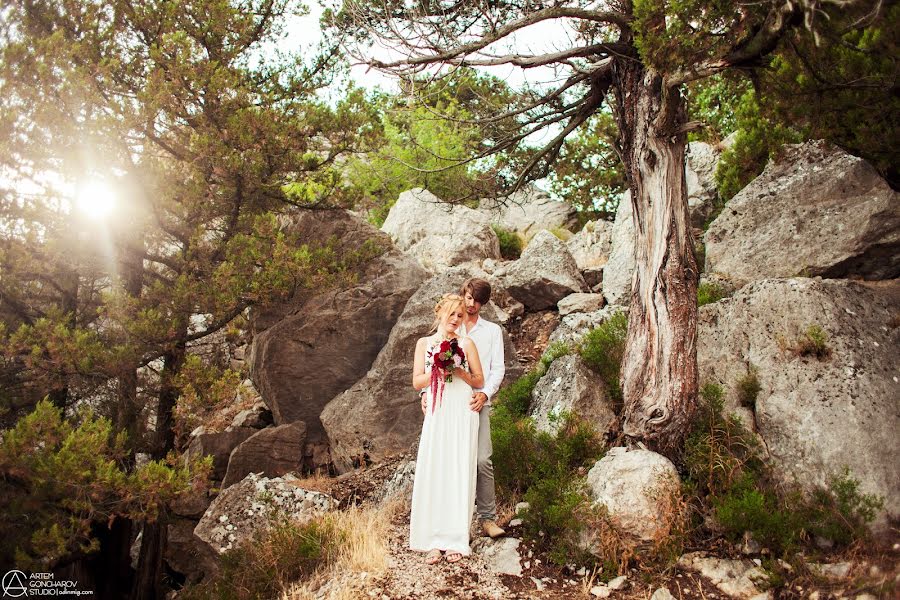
[460,278,507,538]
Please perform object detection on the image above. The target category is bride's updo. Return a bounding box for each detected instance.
[431,293,465,331]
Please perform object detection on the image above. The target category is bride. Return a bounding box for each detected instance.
[410,293,484,564]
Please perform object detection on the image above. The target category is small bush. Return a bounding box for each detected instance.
[684,382,764,498]
[579,312,628,402]
[795,325,831,359]
[736,367,761,408]
[695,240,707,272]
[697,281,728,306]
[540,341,571,370]
[492,224,523,259]
[549,227,573,241]
[806,468,884,546]
[713,479,803,553]
[180,514,345,600]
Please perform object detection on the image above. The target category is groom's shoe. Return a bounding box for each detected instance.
[481,520,506,538]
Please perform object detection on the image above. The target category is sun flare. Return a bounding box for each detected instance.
[76,181,116,220]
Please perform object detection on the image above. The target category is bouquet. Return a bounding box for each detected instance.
[429,338,468,413]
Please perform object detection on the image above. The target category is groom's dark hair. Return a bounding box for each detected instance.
[461,278,491,304]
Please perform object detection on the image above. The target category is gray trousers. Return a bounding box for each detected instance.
[476,405,497,521]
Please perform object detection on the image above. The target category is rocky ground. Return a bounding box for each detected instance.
[299,457,900,600]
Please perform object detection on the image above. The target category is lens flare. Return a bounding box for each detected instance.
[76,181,116,220]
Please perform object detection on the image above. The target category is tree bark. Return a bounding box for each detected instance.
[613,61,699,452]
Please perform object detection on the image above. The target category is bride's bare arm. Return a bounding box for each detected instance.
[458,339,484,389]
[412,337,431,390]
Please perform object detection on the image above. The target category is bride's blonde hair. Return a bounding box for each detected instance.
[431,293,465,332]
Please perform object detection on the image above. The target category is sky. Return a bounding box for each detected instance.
[285,1,576,95]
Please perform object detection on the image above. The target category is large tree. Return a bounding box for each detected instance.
[332,0,881,451]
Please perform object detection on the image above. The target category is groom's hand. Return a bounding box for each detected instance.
[470,392,487,413]
[420,390,427,414]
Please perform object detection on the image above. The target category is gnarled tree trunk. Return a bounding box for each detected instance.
[613,62,699,452]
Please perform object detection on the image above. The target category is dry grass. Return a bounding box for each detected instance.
[286,471,335,495]
[281,496,402,600]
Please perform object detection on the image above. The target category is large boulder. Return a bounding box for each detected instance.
[566,219,614,270]
[557,293,605,316]
[222,422,307,488]
[704,140,900,284]
[585,447,681,543]
[250,209,427,440]
[601,193,636,307]
[166,517,221,584]
[530,355,617,436]
[685,141,724,229]
[479,184,578,238]
[698,277,900,527]
[382,188,501,273]
[194,473,335,554]
[321,266,522,473]
[184,428,258,481]
[496,230,588,310]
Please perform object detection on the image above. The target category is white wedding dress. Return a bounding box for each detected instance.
[409,337,480,555]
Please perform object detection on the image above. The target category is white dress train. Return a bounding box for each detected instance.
[409,339,480,555]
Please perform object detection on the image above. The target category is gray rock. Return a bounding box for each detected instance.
[321,266,522,472]
[170,490,214,519]
[600,193,635,307]
[222,422,307,488]
[549,305,626,346]
[184,428,258,481]
[686,141,723,229]
[651,588,676,600]
[590,585,611,598]
[809,561,853,580]
[194,473,335,554]
[383,188,501,273]
[166,516,221,583]
[497,230,588,310]
[480,184,578,238]
[698,278,900,528]
[584,447,681,543]
[704,140,900,284]
[530,355,617,436]
[230,400,273,430]
[558,293,606,316]
[607,575,628,590]
[567,219,613,270]
[373,459,417,503]
[472,536,523,576]
[250,209,427,440]
[677,552,771,599]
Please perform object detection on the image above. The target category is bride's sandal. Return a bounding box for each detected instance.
[424,549,442,565]
[445,552,463,563]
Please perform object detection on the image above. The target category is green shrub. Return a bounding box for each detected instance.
[685,381,881,555]
[540,341,571,370]
[492,224,523,259]
[684,383,764,499]
[0,400,207,570]
[180,518,338,600]
[713,479,803,553]
[695,240,707,272]
[697,281,728,306]
[736,368,761,408]
[806,468,884,546]
[578,312,628,402]
[796,325,831,359]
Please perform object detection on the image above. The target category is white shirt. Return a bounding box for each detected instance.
[460,316,505,404]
